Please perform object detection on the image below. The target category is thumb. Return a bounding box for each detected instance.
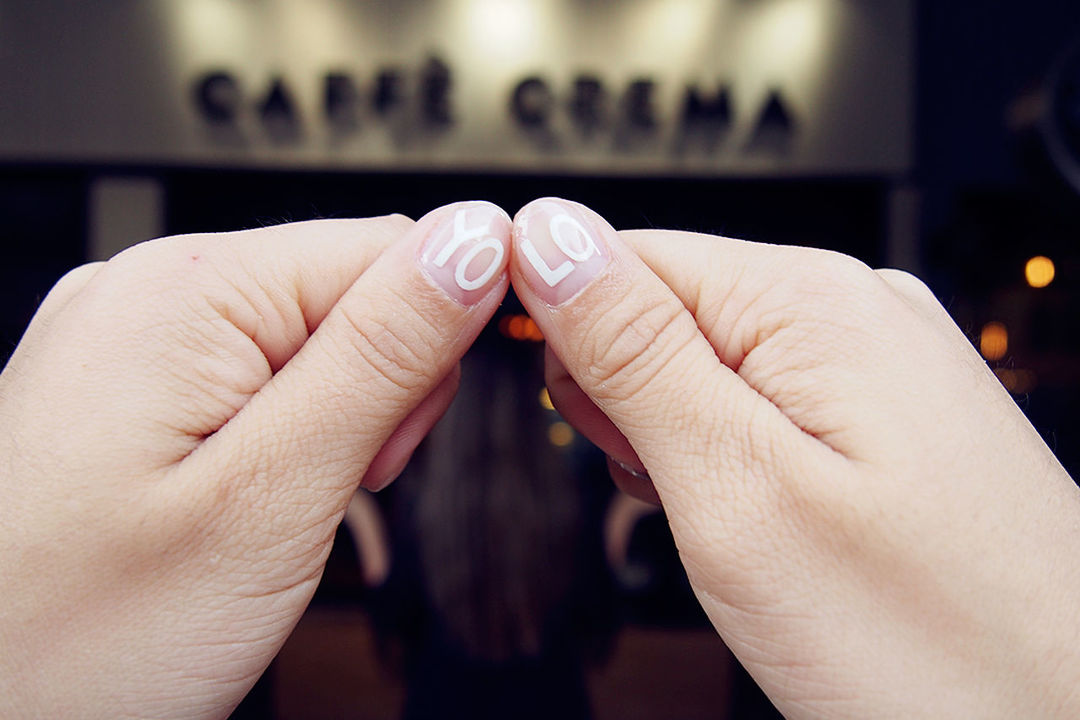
[184,201,511,544]
[509,198,814,519]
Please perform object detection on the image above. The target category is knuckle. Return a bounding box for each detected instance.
[875,268,941,312]
[335,296,441,395]
[787,249,878,301]
[875,267,921,286]
[750,249,884,337]
[30,262,108,321]
[581,294,697,402]
[379,212,415,230]
[96,233,218,302]
[354,213,415,248]
[876,267,929,295]
[51,261,105,290]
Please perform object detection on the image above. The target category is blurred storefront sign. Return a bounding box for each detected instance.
[0,0,912,176]
[191,62,796,153]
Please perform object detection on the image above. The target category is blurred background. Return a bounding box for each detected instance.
[1,1,1078,718]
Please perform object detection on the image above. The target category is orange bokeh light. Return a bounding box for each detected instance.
[1024,256,1055,288]
[498,314,544,342]
[980,321,1008,361]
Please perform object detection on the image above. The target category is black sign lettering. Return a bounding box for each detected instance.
[747,89,796,153]
[624,79,657,129]
[374,70,404,115]
[258,77,297,120]
[324,72,359,127]
[570,75,605,133]
[420,56,453,125]
[194,71,240,123]
[511,76,554,128]
[681,84,732,129]
[190,62,797,157]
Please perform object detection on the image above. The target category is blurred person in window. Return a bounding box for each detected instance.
[345,328,617,720]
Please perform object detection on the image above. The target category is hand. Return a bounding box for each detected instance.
[0,202,511,718]
[510,197,1080,718]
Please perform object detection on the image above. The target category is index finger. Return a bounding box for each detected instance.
[510,198,818,518]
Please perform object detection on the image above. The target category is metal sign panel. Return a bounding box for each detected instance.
[0,0,912,175]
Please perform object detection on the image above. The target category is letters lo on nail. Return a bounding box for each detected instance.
[520,212,598,288]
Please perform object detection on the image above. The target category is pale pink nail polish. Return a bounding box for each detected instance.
[514,198,611,306]
[420,202,512,305]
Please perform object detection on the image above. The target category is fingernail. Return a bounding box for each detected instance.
[419,202,512,306]
[611,457,652,482]
[361,458,409,493]
[514,198,611,306]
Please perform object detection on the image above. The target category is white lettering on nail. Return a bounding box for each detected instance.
[549,213,597,262]
[434,209,491,267]
[521,212,598,288]
[521,236,574,287]
[455,237,504,291]
[431,209,504,292]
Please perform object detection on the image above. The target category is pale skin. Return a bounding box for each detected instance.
[0,196,1077,718]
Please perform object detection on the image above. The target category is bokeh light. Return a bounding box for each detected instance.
[547,421,574,447]
[498,314,544,342]
[994,368,1037,394]
[1025,255,1056,288]
[980,321,1008,361]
